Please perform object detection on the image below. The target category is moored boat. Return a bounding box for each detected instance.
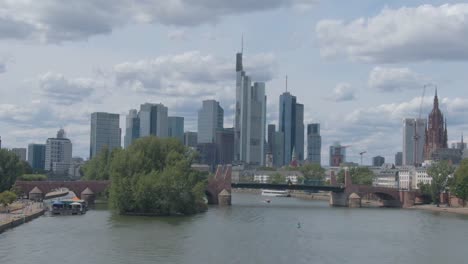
[261,189,290,197]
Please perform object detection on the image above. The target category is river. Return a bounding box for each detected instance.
[1,193,468,264]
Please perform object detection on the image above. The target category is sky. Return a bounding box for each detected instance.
[1,0,468,165]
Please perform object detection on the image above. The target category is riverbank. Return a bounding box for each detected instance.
[410,204,468,216]
[0,201,45,234]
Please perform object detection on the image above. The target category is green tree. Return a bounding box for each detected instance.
[0,190,17,207]
[451,159,468,207]
[337,167,374,185]
[426,161,454,207]
[0,149,25,192]
[270,173,285,184]
[18,174,48,181]
[109,137,207,215]
[297,163,325,181]
[21,161,33,174]
[82,146,120,180]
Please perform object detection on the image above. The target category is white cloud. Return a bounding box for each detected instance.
[113,51,276,95]
[167,29,187,41]
[0,62,5,74]
[327,83,356,102]
[316,4,468,63]
[368,67,429,92]
[0,0,316,43]
[38,72,100,105]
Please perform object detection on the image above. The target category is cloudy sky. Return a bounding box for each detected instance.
[1,0,468,165]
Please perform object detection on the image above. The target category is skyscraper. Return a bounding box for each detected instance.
[28,144,46,170]
[124,109,140,148]
[198,100,223,143]
[215,128,234,165]
[329,142,346,167]
[184,132,198,148]
[267,124,276,155]
[273,131,285,168]
[234,49,266,165]
[395,152,403,166]
[45,129,72,174]
[279,91,304,165]
[90,112,121,159]
[168,116,184,143]
[307,123,321,164]
[403,118,427,165]
[424,89,448,160]
[138,103,168,138]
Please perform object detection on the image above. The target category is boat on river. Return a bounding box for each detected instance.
[261,189,290,197]
[51,199,87,215]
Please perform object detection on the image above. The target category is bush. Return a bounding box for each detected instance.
[18,174,48,181]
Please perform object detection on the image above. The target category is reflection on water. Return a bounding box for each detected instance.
[1,193,468,264]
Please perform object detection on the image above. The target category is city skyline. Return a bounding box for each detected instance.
[1,1,468,164]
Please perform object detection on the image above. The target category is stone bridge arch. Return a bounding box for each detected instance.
[14,180,110,201]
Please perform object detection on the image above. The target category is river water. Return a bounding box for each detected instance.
[1,193,468,264]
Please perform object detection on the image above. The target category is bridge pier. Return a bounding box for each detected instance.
[329,192,348,207]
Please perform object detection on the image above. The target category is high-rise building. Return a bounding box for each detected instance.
[196,143,217,171]
[424,90,448,160]
[279,91,304,165]
[395,152,403,166]
[90,112,121,159]
[403,118,427,166]
[329,142,346,166]
[307,123,321,164]
[138,103,168,138]
[215,128,234,165]
[168,116,184,143]
[273,131,284,168]
[28,144,46,170]
[372,156,385,167]
[184,132,198,148]
[11,148,27,161]
[124,109,140,148]
[45,129,72,174]
[198,100,223,143]
[267,124,276,154]
[234,49,267,166]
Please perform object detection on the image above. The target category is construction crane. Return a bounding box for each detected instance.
[359,151,367,166]
[413,84,431,167]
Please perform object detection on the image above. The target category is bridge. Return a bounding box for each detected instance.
[206,165,419,208]
[14,180,110,203]
[14,165,419,208]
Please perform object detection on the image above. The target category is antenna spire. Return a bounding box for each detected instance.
[285,75,288,92]
[241,34,244,54]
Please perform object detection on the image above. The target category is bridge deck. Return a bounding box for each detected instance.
[231,183,344,192]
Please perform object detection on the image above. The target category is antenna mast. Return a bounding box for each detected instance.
[285,75,288,92]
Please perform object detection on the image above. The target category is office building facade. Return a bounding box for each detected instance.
[28,144,46,170]
[139,103,168,138]
[395,152,403,166]
[11,148,27,161]
[168,116,184,143]
[90,112,121,159]
[307,123,321,164]
[124,109,140,148]
[279,92,304,165]
[45,129,72,174]
[329,142,346,167]
[198,100,224,144]
[372,156,385,167]
[234,50,266,166]
[184,132,198,148]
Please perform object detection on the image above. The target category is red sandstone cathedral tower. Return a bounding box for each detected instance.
[424,89,448,160]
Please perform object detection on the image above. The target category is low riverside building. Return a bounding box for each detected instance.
[398,166,431,190]
[252,170,303,184]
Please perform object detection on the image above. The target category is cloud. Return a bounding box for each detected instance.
[0,0,316,43]
[0,62,5,74]
[167,29,187,41]
[368,67,429,92]
[38,72,99,105]
[316,4,468,63]
[113,51,276,95]
[327,83,356,102]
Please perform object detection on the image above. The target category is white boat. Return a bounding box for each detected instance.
[261,189,290,197]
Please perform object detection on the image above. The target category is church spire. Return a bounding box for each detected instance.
[433,88,439,109]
